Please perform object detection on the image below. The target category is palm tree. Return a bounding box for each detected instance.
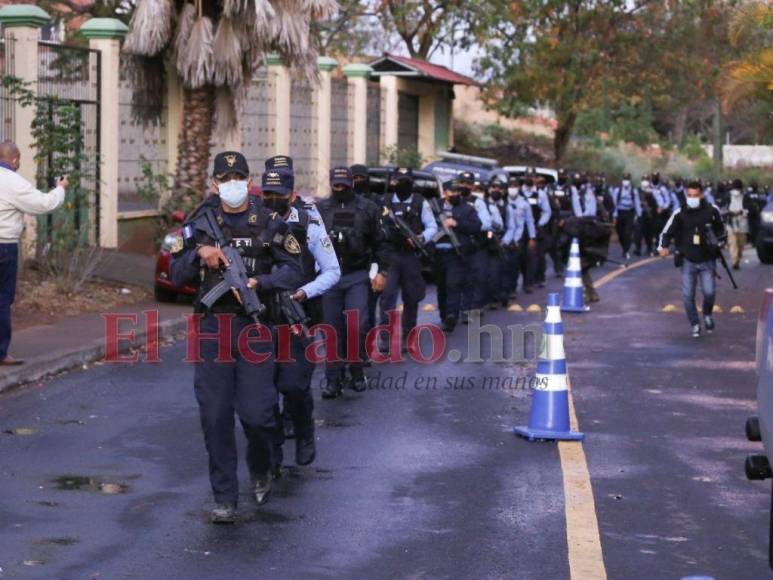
[123,0,337,210]
[722,1,773,114]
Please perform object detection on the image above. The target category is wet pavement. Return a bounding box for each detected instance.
[0,250,770,578]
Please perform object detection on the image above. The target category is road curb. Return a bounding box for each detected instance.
[0,315,188,395]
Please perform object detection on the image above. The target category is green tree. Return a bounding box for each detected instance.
[470,0,650,163]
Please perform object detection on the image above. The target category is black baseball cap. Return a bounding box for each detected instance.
[330,167,353,187]
[265,155,294,171]
[213,151,249,179]
[350,164,369,178]
[262,168,293,195]
[442,179,456,191]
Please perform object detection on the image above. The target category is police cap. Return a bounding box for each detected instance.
[265,155,294,171]
[350,164,369,178]
[330,166,353,187]
[213,151,249,179]
[262,168,293,195]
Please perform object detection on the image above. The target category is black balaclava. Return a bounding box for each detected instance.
[263,195,291,215]
[353,177,370,196]
[332,186,354,203]
[395,180,412,200]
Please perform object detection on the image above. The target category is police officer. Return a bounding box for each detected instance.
[170,151,304,523]
[262,167,340,471]
[572,175,598,218]
[379,167,437,345]
[549,169,575,274]
[658,181,727,338]
[435,180,482,331]
[455,171,491,319]
[610,173,641,259]
[502,180,537,297]
[651,172,672,235]
[318,167,388,397]
[521,175,552,290]
[486,179,508,307]
[635,176,658,256]
[535,174,556,284]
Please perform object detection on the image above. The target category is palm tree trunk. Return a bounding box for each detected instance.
[171,85,215,212]
[553,110,577,164]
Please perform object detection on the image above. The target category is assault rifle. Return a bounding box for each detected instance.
[197,209,267,322]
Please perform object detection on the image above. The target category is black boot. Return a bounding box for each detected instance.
[295,433,316,466]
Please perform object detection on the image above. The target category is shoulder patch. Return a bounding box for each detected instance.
[248,213,257,224]
[284,233,301,254]
[320,235,333,250]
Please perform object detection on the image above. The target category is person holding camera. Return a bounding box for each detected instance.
[0,141,68,365]
[658,181,726,338]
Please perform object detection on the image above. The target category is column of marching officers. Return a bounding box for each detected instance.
[169,151,768,522]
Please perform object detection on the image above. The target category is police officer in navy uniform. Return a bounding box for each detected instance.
[317,167,388,398]
[435,180,482,331]
[486,179,508,307]
[170,152,304,523]
[380,167,437,346]
[521,174,552,291]
[610,173,641,259]
[457,171,490,319]
[549,168,574,275]
[261,167,340,472]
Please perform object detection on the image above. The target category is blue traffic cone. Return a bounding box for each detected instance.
[515,292,584,441]
[561,237,589,313]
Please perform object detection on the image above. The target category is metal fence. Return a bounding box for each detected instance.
[0,39,15,143]
[118,53,167,213]
[290,79,318,193]
[36,41,101,246]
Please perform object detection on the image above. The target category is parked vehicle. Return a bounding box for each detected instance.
[502,165,558,184]
[746,289,773,568]
[756,199,773,264]
[423,152,508,184]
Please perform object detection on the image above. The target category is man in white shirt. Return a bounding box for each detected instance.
[0,140,68,365]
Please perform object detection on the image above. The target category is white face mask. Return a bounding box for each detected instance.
[622,180,631,188]
[507,187,519,199]
[218,179,249,208]
[685,197,700,209]
[641,180,650,189]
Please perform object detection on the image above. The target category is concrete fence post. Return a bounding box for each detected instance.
[343,63,371,166]
[316,56,337,195]
[380,75,399,164]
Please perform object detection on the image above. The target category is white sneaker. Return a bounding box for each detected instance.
[704,315,715,333]
[691,324,701,338]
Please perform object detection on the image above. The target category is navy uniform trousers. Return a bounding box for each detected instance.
[193,313,277,505]
[380,251,426,337]
[323,269,370,383]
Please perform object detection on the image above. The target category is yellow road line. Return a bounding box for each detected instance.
[558,256,658,580]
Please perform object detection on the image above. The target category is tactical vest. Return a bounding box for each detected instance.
[318,196,372,273]
[286,208,316,286]
[525,191,542,225]
[192,200,274,312]
[386,193,424,236]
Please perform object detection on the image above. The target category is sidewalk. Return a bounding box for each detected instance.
[0,300,190,394]
[0,250,190,394]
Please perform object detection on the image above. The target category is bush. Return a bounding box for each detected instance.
[681,134,709,160]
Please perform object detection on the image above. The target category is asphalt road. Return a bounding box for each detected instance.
[0,249,770,579]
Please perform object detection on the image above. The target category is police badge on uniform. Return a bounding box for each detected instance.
[170,234,184,254]
[284,233,301,254]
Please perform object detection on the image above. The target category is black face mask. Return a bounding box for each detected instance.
[332,187,354,203]
[457,186,471,197]
[395,181,412,200]
[353,179,369,195]
[449,195,462,206]
[264,196,290,215]
[490,190,503,201]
